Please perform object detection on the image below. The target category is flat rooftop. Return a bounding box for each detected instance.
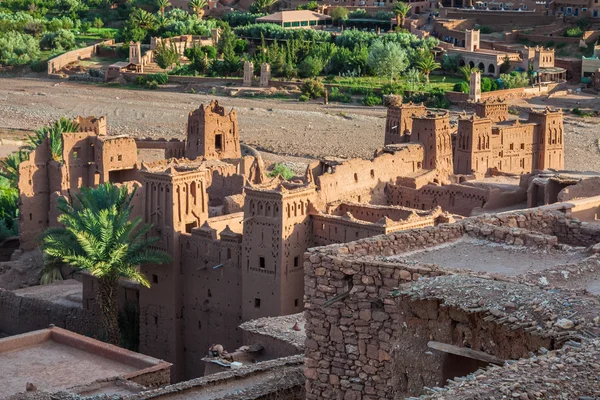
[0,327,170,397]
[394,236,587,276]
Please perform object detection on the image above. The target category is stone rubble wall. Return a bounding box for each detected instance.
[0,288,100,337]
[391,297,551,398]
[303,208,600,400]
[464,221,559,249]
[303,224,465,400]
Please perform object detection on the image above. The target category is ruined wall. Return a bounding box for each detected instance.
[315,145,424,207]
[303,224,465,400]
[185,101,241,161]
[386,182,488,216]
[472,208,600,246]
[311,214,387,247]
[391,298,551,397]
[0,288,101,337]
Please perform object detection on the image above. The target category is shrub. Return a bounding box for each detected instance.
[268,163,295,180]
[146,73,168,84]
[298,56,325,78]
[202,45,217,59]
[145,80,159,89]
[481,77,492,92]
[453,81,469,93]
[136,76,147,85]
[564,27,584,38]
[329,87,352,103]
[381,82,404,95]
[29,59,48,72]
[298,94,309,102]
[301,79,325,99]
[362,93,382,106]
[479,26,493,34]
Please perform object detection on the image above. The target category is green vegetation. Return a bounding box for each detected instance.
[301,79,325,99]
[40,182,171,345]
[564,27,584,38]
[392,1,411,28]
[0,176,18,241]
[453,81,469,93]
[268,163,295,180]
[572,107,595,117]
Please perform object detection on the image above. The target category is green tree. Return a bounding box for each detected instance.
[93,17,104,33]
[219,26,240,76]
[40,183,171,345]
[251,0,278,14]
[156,0,172,17]
[154,42,180,69]
[367,39,408,82]
[329,7,349,27]
[0,32,40,66]
[188,0,208,19]
[458,65,478,82]
[131,9,156,30]
[392,1,411,29]
[0,151,28,189]
[500,56,511,74]
[416,52,440,85]
[81,21,92,34]
[0,176,18,241]
[298,55,324,78]
[25,118,80,162]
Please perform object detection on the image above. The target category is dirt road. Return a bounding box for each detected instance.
[1,77,599,171]
[0,77,386,161]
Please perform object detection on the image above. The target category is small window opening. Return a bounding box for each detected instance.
[152,274,158,284]
[294,298,299,307]
[215,134,223,151]
[208,289,212,297]
[294,256,299,268]
[254,298,261,308]
[259,257,265,269]
[118,154,122,161]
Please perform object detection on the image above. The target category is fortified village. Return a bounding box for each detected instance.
[6,90,600,399]
[6,0,600,395]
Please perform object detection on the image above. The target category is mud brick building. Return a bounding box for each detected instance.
[17,98,567,382]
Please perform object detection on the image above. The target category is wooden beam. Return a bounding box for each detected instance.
[427,341,504,365]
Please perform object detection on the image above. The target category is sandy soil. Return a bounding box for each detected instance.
[397,237,587,276]
[1,78,600,172]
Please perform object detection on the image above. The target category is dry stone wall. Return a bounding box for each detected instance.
[303,208,600,400]
[0,288,100,337]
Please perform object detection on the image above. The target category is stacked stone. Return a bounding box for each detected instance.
[418,339,600,399]
[304,224,464,400]
[464,222,559,249]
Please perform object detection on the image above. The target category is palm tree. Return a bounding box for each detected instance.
[392,1,411,30]
[156,0,171,17]
[252,0,277,14]
[131,8,157,30]
[40,183,171,345]
[416,52,441,85]
[459,65,479,82]
[188,0,208,19]
[0,151,29,188]
[23,117,80,161]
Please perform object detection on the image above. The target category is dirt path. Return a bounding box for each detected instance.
[0,77,386,161]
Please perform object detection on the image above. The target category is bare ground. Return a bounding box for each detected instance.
[1,78,600,171]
